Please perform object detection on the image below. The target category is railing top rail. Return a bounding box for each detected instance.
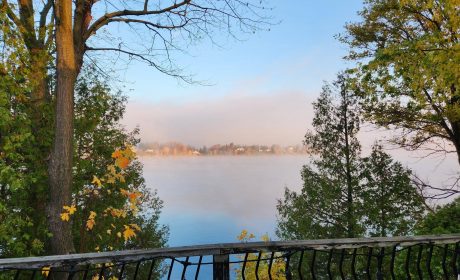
[1,234,459,269]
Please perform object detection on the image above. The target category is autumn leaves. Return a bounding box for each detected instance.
[60,146,141,243]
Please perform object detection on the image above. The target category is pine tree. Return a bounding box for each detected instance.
[277,74,363,240]
[277,75,426,241]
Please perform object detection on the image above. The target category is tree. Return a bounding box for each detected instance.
[0,64,168,263]
[1,0,270,254]
[71,68,168,256]
[277,75,363,240]
[416,197,460,235]
[360,144,425,237]
[277,75,426,241]
[339,0,460,184]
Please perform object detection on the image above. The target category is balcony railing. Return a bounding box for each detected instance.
[0,234,459,279]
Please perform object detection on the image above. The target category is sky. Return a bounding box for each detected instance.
[117,0,458,188]
[120,0,364,146]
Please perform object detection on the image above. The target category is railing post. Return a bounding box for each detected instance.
[213,253,229,280]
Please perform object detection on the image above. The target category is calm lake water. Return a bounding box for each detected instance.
[141,155,307,246]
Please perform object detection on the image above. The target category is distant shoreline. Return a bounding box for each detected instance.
[137,153,308,157]
[136,142,308,157]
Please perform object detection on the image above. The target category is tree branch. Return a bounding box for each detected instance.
[85,45,191,82]
[85,0,191,40]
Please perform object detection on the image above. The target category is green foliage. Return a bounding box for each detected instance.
[71,68,168,254]
[0,63,168,264]
[277,75,426,242]
[277,75,363,240]
[339,0,460,164]
[416,197,460,234]
[0,18,51,257]
[361,144,426,237]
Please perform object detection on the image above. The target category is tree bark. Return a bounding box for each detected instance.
[342,88,355,238]
[47,0,77,255]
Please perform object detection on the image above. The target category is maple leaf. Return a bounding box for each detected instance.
[89,211,97,219]
[123,146,136,159]
[123,225,136,241]
[115,157,130,169]
[86,219,95,230]
[60,212,70,222]
[111,150,122,159]
[63,205,77,215]
[128,192,141,203]
[86,211,97,230]
[92,175,102,187]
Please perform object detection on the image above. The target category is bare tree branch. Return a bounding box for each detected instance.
[85,45,192,83]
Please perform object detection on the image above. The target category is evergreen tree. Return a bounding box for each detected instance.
[361,144,425,237]
[277,74,363,240]
[277,75,426,242]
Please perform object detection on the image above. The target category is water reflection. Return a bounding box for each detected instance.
[141,155,307,246]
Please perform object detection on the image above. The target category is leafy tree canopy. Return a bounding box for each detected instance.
[340,0,460,168]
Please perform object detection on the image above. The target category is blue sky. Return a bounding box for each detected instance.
[121,0,364,102]
[121,0,365,145]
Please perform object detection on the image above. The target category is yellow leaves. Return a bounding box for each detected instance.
[120,188,129,196]
[60,212,70,222]
[60,205,77,221]
[115,157,130,169]
[41,266,50,277]
[235,231,285,280]
[261,233,270,242]
[112,146,135,170]
[89,211,97,219]
[105,207,127,218]
[86,211,97,230]
[237,229,248,241]
[92,175,102,187]
[128,192,141,203]
[129,223,141,231]
[86,219,96,230]
[77,146,143,249]
[123,225,136,241]
[64,205,77,215]
[237,229,255,242]
[111,150,123,159]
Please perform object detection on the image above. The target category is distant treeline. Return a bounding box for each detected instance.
[137,142,308,156]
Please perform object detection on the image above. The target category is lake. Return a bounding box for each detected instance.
[141,155,307,246]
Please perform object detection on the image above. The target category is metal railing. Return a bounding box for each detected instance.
[0,234,459,279]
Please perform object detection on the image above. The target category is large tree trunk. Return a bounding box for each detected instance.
[47,0,77,255]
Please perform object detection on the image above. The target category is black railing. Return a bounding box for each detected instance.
[0,234,459,279]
